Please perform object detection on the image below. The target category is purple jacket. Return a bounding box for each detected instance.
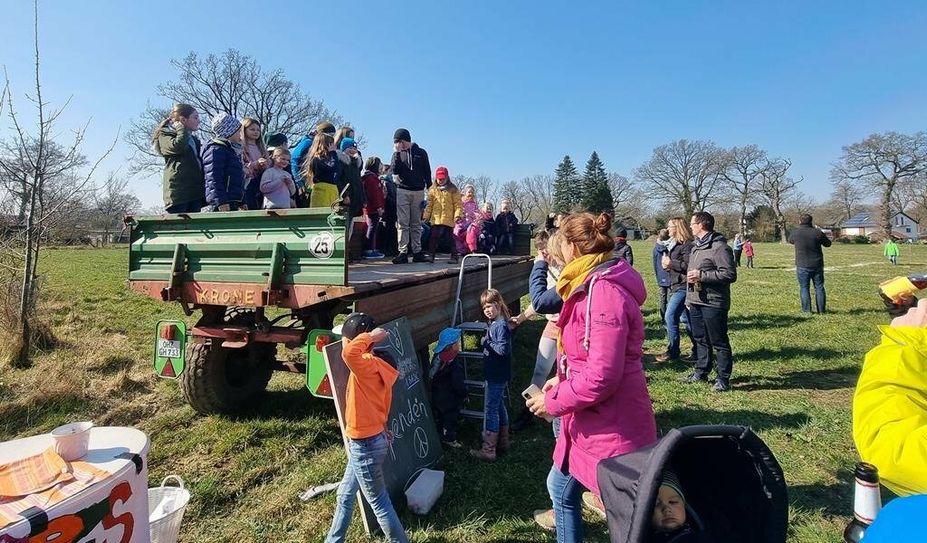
[545,258,657,495]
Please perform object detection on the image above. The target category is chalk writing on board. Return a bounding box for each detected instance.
[388,331,405,357]
[390,396,427,439]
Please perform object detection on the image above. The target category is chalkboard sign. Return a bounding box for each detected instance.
[323,316,442,533]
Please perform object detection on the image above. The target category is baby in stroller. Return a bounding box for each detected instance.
[652,470,715,543]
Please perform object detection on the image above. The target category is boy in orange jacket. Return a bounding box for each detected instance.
[326,313,409,543]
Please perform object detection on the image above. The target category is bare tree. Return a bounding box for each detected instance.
[92,173,141,245]
[521,174,554,225]
[722,145,768,236]
[607,172,635,212]
[499,179,531,222]
[0,1,115,366]
[127,49,340,175]
[633,139,730,217]
[759,158,800,243]
[899,171,927,224]
[827,176,866,222]
[831,131,927,239]
[466,175,499,209]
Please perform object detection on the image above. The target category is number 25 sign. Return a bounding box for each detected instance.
[309,232,336,259]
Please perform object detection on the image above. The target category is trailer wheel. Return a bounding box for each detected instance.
[180,309,275,414]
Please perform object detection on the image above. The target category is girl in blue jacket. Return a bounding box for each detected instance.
[203,113,246,211]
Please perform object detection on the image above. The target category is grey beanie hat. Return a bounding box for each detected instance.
[660,469,686,504]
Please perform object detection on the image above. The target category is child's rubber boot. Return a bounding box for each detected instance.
[469,431,498,461]
[497,425,511,453]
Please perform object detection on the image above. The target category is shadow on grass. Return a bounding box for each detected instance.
[736,346,846,363]
[729,314,808,332]
[790,478,853,517]
[228,388,338,422]
[656,407,810,433]
[736,365,860,392]
[837,307,887,317]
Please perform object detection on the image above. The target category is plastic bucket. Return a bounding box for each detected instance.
[51,421,93,461]
[148,475,191,543]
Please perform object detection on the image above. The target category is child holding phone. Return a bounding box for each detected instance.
[470,289,513,462]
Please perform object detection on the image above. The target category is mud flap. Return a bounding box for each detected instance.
[304,329,338,398]
[154,320,187,378]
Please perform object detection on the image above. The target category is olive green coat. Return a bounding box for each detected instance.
[155,125,205,208]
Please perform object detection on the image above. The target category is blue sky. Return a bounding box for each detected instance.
[3,1,926,208]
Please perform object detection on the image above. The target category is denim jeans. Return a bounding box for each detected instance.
[688,304,734,381]
[547,465,585,542]
[664,290,691,359]
[796,266,826,313]
[483,381,509,432]
[499,232,515,254]
[325,432,409,543]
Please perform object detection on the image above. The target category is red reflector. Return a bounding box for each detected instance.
[317,374,333,396]
[160,359,176,377]
[315,335,331,352]
[160,324,177,341]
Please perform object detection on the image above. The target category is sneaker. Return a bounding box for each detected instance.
[442,439,462,449]
[425,253,436,263]
[391,252,409,265]
[582,492,606,518]
[363,250,384,260]
[533,509,556,532]
[713,379,731,392]
[682,353,698,363]
[680,372,709,384]
[412,252,429,263]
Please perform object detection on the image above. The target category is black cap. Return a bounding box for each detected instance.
[264,132,287,147]
[393,128,411,142]
[339,312,377,340]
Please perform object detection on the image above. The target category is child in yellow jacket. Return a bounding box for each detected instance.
[326,313,409,543]
[423,166,463,264]
[853,299,927,497]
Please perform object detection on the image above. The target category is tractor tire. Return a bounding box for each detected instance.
[180,309,275,414]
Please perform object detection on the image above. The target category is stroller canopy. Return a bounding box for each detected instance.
[597,425,788,543]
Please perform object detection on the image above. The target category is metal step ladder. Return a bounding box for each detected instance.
[450,254,510,420]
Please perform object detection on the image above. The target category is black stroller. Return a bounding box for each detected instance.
[597,425,788,543]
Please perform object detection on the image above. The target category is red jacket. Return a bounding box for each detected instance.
[362,171,385,214]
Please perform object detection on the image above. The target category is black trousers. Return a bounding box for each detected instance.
[658,286,669,324]
[433,405,460,441]
[688,303,734,381]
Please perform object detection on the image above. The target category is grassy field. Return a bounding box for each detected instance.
[1,241,923,542]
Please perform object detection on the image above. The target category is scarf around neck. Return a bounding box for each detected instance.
[556,251,611,301]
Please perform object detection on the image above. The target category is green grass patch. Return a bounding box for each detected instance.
[0,242,922,541]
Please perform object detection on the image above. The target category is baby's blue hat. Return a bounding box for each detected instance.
[434,328,461,355]
[339,137,357,151]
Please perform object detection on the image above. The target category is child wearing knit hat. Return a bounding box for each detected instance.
[203,112,246,212]
[651,470,715,543]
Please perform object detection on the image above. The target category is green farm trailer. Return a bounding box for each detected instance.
[126,208,532,414]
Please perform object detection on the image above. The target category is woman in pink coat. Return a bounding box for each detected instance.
[527,212,658,543]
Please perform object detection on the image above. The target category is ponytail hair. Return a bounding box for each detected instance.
[559,212,615,256]
[150,103,196,144]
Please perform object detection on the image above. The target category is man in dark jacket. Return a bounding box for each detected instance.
[390,128,432,264]
[682,212,737,392]
[788,214,832,314]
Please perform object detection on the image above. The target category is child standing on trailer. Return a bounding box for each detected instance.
[260,147,296,209]
[241,117,270,210]
[477,202,498,255]
[325,313,409,543]
[471,289,513,462]
[203,113,246,212]
[455,184,480,256]
[429,328,466,448]
[362,157,386,260]
[422,166,463,263]
[495,199,519,254]
[743,237,755,268]
[304,133,339,209]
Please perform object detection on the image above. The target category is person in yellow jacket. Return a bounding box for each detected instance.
[422,166,463,264]
[853,297,927,496]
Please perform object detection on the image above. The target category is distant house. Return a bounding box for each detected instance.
[840,211,920,240]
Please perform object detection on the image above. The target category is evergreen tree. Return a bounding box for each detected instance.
[553,155,580,213]
[581,151,614,215]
